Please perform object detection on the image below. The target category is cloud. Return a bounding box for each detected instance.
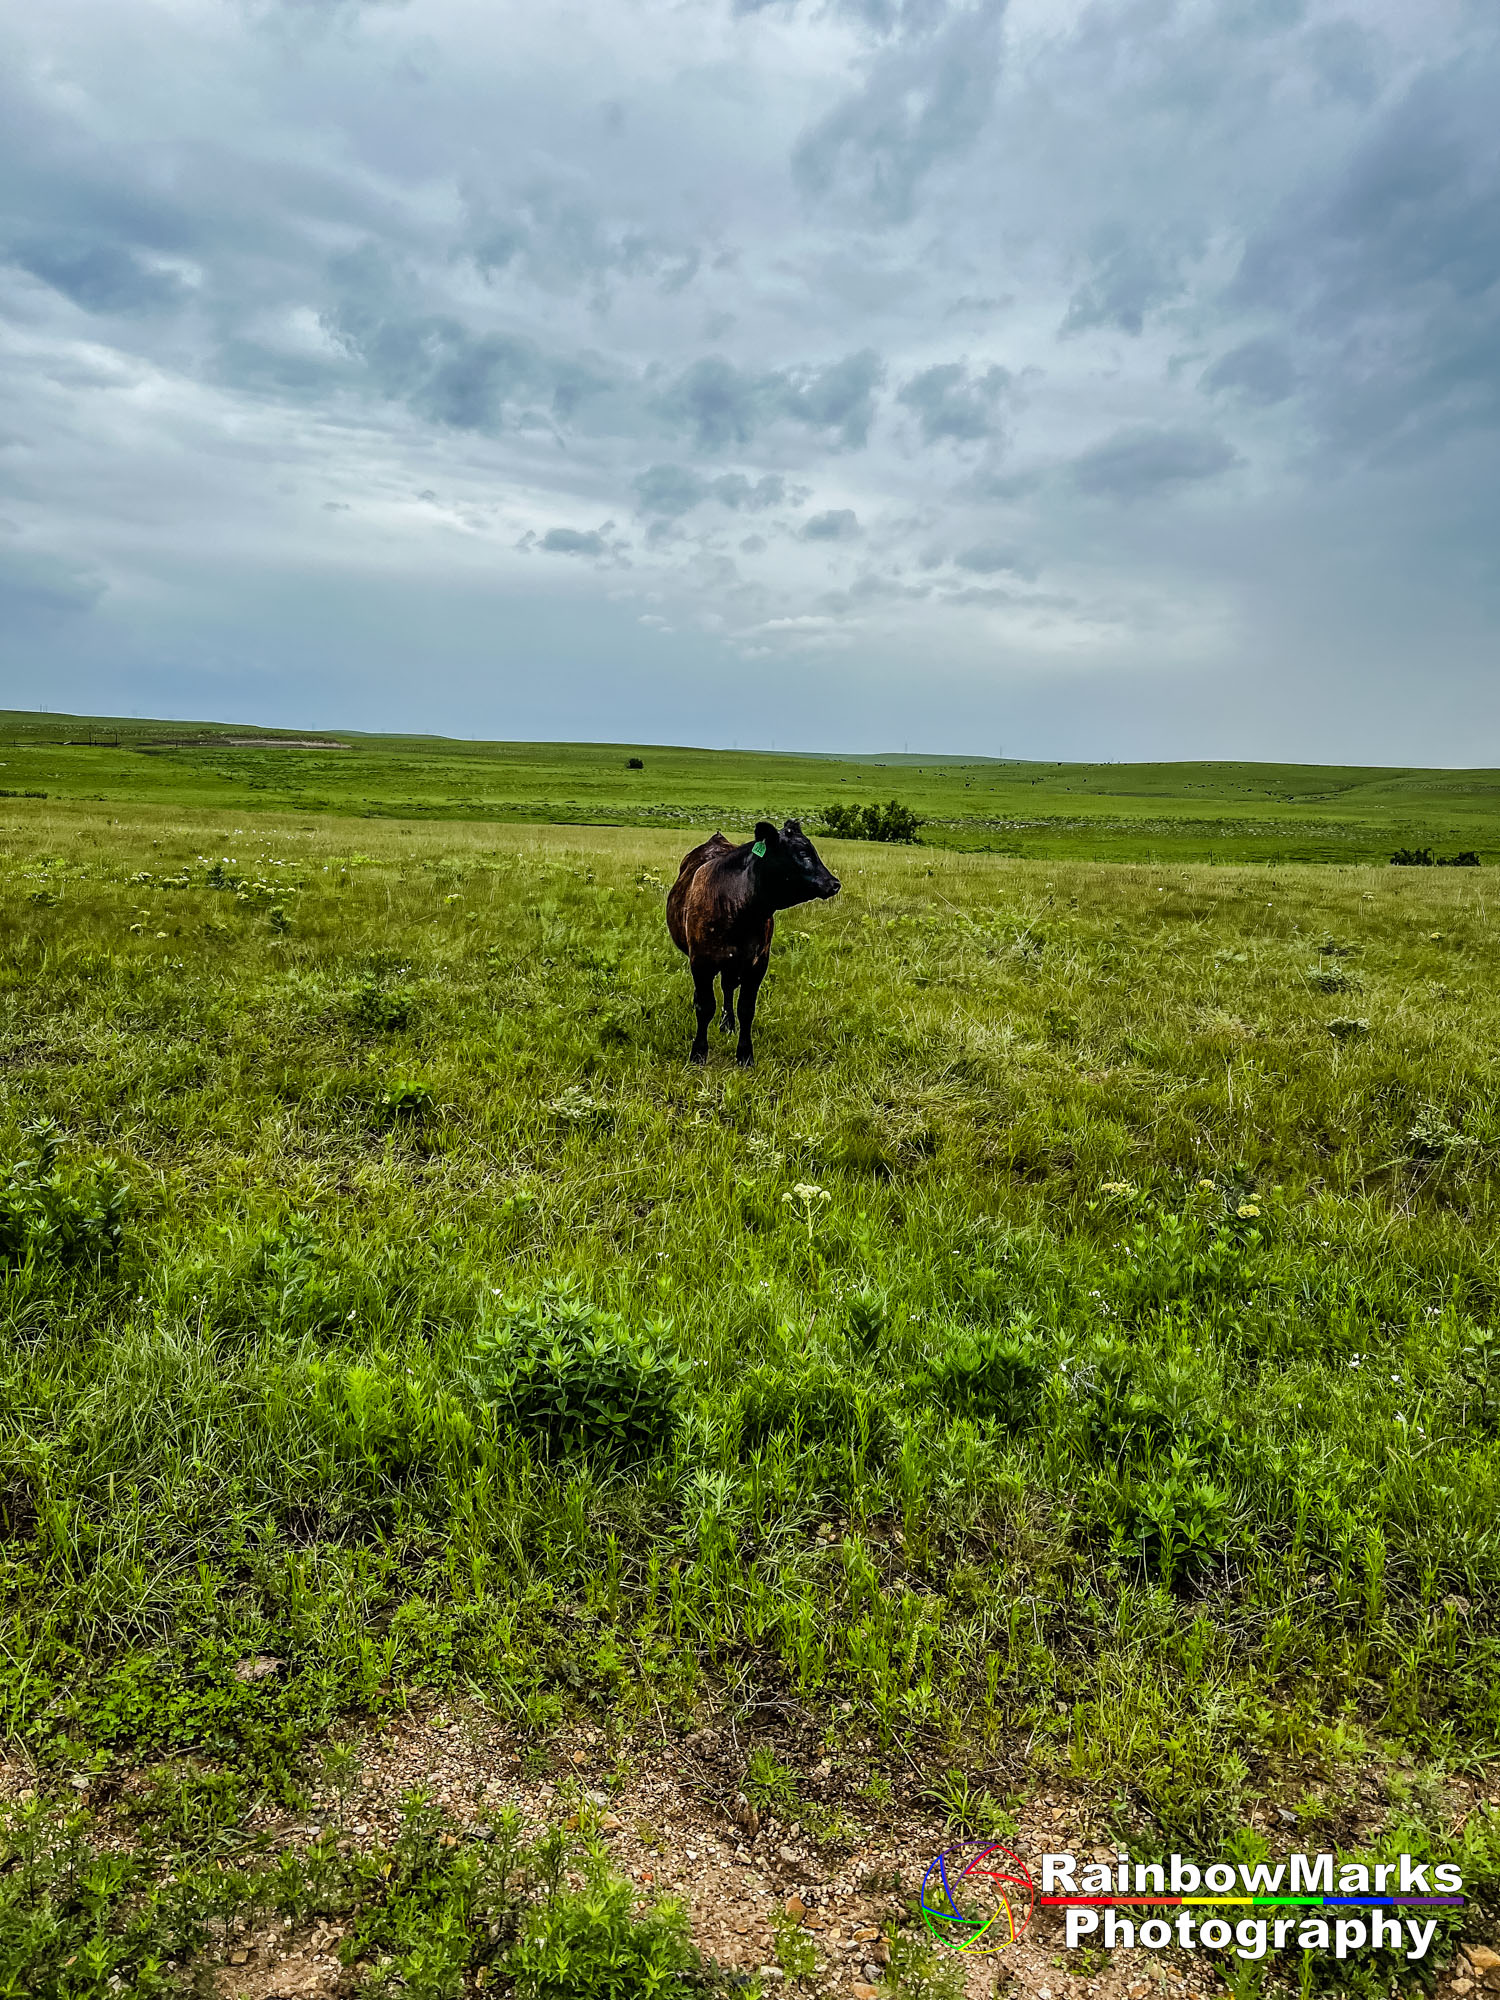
[1202,338,1297,405]
[1071,427,1239,500]
[539,527,606,555]
[13,239,186,315]
[465,181,699,300]
[711,472,785,510]
[953,541,1032,577]
[656,349,885,451]
[655,357,763,451]
[1062,229,1185,338]
[801,508,860,540]
[634,465,707,517]
[633,465,788,516]
[897,359,1012,443]
[777,349,885,448]
[1304,18,1384,106]
[322,249,619,433]
[792,3,1005,222]
[1231,61,1500,456]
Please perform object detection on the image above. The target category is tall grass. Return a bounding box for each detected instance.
[2,807,1499,1977]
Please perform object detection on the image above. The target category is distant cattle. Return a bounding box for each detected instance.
[666,819,841,1065]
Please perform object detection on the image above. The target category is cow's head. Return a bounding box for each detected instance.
[752,818,841,906]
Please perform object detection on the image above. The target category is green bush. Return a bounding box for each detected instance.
[908,1328,1045,1425]
[351,974,416,1032]
[471,1290,685,1461]
[820,798,921,842]
[1078,1347,1225,1470]
[1086,1453,1235,1586]
[508,1862,705,2000]
[0,1122,128,1272]
[736,1359,891,1456]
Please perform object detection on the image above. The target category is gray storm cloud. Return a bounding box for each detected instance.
[0,0,1498,758]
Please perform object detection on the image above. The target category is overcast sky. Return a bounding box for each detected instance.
[2,0,1497,760]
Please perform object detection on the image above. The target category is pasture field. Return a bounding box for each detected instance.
[2,794,1500,1996]
[7,708,1500,864]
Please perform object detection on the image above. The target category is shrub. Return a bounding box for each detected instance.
[736,1359,891,1456]
[1406,1106,1474,1164]
[350,974,416,1033]
[1306,965,1357,993]
[507,1859,713,2000]
[842,1286,891,1354]
[471,1290,685,1461]
[908,1328,1045,1426]
[1328,1017,1370,1041]
[228,1221,353,1337]
[820,799,921,843]
[0,1122,129,1272]
[1077,1347,1225,1471]
[1085,1454,1234,1586]
[1393,847,1482,866]
[625,756,644,770]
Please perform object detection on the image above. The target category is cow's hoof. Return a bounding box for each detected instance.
[719,1018,735,1035]
[736,1052,754,1068]
[689,1048,708,1065]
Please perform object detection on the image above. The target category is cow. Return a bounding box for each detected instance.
[666,819,841,1065]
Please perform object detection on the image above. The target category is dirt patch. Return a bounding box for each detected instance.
[213,1922,346,2000]
[214,1703,1237,2000]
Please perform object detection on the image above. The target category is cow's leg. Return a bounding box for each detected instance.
[719,972,739,1035]
[689,961,716,1063]
[735,957,769,1067]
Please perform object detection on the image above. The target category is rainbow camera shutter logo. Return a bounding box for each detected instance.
[920,1841,1036,1953]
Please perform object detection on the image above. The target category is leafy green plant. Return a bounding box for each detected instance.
[508,1855,725,2000]
[0,1122,128,1272]
[378,1078,435,1126]
[351,973,416,1032]
[769,1906,819,1986]
[1086,1451,1235,1585]
[743,1745,801,1816]
[843,1285,891,1353]
[919,1769,1018,1840]
[736,1359,890,1457]
[471,1289,685,1461]
[907,1327,1044,1425]
[1077,1346,1225,1469]
[878,1925,966,2000]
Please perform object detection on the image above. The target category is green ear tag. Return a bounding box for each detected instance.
[752,839,767,857]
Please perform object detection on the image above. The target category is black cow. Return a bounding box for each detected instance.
[666,819,840,1065]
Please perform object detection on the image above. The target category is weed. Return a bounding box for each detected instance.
[769,1906,820,1985]
[351,973,416,1033]
[471,1288,685,1461]
[907,1328,1044,1425]
[0,1122,128,1272]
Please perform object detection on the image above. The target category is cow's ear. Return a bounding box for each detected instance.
[753,820,778,844]
[783,818,803,835]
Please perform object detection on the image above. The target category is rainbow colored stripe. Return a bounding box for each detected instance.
[1039,1895,1464,1909]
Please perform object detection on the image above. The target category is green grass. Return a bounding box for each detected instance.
[3,796,1500,1992]
[7,706,1500,861]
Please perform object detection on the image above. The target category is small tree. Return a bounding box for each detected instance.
[819,798,921,843]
